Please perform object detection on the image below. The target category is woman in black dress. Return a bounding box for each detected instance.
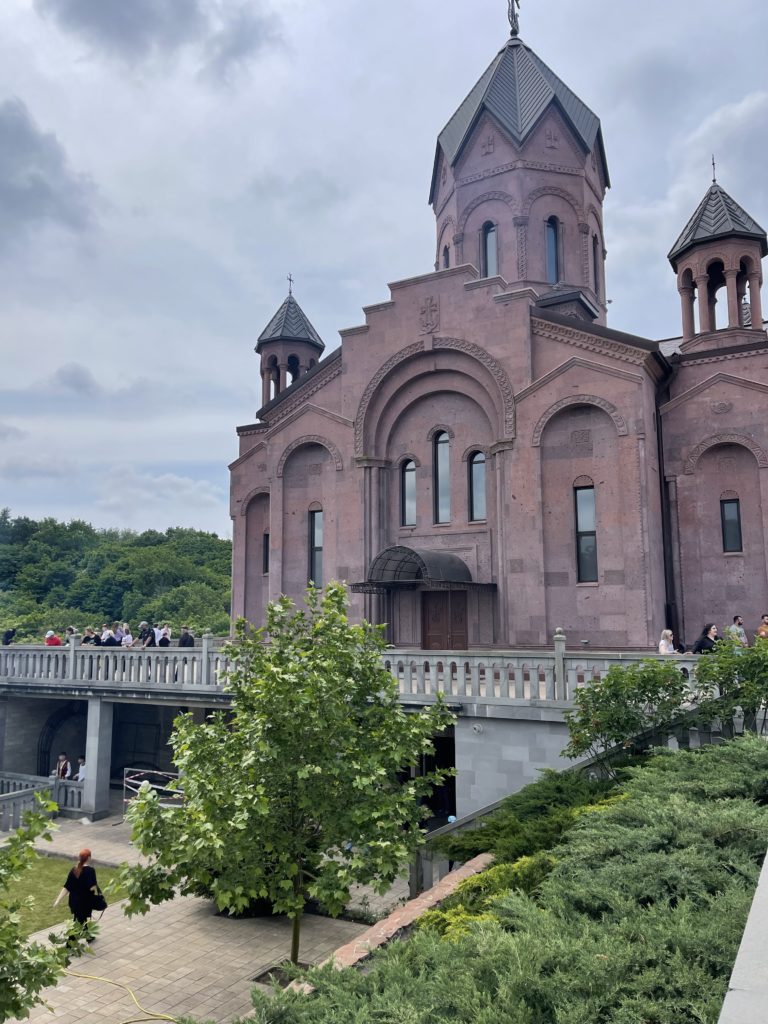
[53,848,98,927]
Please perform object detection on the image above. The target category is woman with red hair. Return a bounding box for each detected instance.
[53,849,99,928]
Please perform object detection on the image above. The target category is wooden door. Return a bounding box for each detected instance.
[422,591,468,650]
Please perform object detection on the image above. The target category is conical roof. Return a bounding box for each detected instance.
[430,35,609,202]
[255,293,324,354]
[668,183,768,268]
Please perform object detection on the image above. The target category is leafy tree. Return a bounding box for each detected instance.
[562,658,692,776]
[692,636,768,733]
[0,797,87,1022]
[119,583,453,964]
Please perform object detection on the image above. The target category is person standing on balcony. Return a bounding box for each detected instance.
[74,756,86,782]
[178,625,194,647]
[54,752,71,779]
[692,624,719,655]
[726,615,748,646]
[53,848,99,931]
[44,630,61,646]
[756,614,768,641]
[120,624,133,647]
[658,629,675,654]
[2,627,16,645]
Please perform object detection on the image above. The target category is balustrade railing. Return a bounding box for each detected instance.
[0,773,50,832]
[0,637,698,706]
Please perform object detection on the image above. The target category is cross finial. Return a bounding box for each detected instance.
[711,154,717,184]
[287,273,294,295]
[508,0,521,36]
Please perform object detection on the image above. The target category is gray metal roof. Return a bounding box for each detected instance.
[668,183,768,268]
[367,546,473,584]
[255,293,325,354]
[430,35,609,202]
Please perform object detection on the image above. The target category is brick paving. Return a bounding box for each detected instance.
[17,895,367,1024]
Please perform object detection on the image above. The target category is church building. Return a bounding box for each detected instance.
[229,10,768,653]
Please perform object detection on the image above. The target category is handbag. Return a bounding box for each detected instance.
[91,886,108,913]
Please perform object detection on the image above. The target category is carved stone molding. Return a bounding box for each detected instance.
[457,190,518,235]
[239,486,271,516]
[433,336,516,439]
[683,433,768,474]
[578,221,590,284]
[531,395,629,447]
[711,401,733,415]
[276,435,345,477]
[419,295,440,335]
[354,337,516,457]
[522,185,583,219]
[531,319,648,366]
[354,342,425,455]
[514,216,529,279]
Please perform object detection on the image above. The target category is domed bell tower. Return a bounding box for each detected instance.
[256,287,325,409]
[668,176,767,351]
[429,2,610,323]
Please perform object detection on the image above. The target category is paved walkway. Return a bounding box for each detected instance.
[19,894,365,1024]
[13,807,402,1023]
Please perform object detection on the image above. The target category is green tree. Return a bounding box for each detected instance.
[1,797,87,1022]
[119,583,453,964]
[562,658,692,776]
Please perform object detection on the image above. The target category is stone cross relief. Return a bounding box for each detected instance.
[481,132,495,156]
[419,296,440,335]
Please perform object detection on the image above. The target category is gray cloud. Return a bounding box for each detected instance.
[34,0,207,61]
[0,422,26,441]
[52,362,101,396]
[34,0,281,78]
[0,457,75,480]
[0,98,95,246]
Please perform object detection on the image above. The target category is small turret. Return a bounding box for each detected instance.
[669,181,767,347]
[256,291,325,408]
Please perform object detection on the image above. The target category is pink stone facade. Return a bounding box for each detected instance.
[229,32,768,652]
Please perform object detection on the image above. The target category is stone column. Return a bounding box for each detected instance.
[695,275,712,333]
[278,362,288,394]
[578,222,590,286]
[82,698,113,821]
[513,216,529,281]
[261,369,270,408]
[749,273,763,329]
[679,285,696,341]
[725,268,740,328]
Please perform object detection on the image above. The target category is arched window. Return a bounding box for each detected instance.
[481,222,498,278]
[267,356,279,401]
[401,460,416,526]
[442,245,450,269]
[592,235,601,300]
[433,431,451,523]
[546,216,560,285]
[308,507,323,585]
[287,354,300,384]
[468,452,486,522]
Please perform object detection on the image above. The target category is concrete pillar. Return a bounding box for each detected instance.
[553,628,566,701]
[260,369,270,408]
[82,698,113,820]
[725,269,740,328]
[679,286,695,341]
[749,273,763,329]
[695,275,711,333]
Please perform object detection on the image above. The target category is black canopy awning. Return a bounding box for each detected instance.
[351,545,495,594]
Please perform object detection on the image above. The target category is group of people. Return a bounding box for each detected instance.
[658,613,768,655]
[53,751,86,782]
[38,622,196,648]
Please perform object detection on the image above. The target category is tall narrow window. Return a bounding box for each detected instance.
[401,460,416,526]
[468,451,486,522]
[592,235,601,299]
[442,245,450,269]
[433,431,451,524]
[481,222,498,278]
[262,532,270,574]
[721,498,743,552]
[574,486,598,582]
[546,216,560,284]
[309,509,324,585]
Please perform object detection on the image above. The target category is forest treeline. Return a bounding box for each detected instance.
[0,509,232,642]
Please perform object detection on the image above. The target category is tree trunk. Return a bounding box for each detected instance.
[290,866,304,964]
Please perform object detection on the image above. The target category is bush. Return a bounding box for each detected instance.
[246,738,768,1024]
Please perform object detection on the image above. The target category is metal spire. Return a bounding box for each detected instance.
[508,0,520,36]
[711,154,717,184]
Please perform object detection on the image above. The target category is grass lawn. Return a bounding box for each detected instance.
[19,855,127,937]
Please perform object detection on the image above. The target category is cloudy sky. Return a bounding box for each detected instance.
[1,0,766,537]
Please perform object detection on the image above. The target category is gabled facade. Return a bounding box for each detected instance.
[230,20,768,652]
